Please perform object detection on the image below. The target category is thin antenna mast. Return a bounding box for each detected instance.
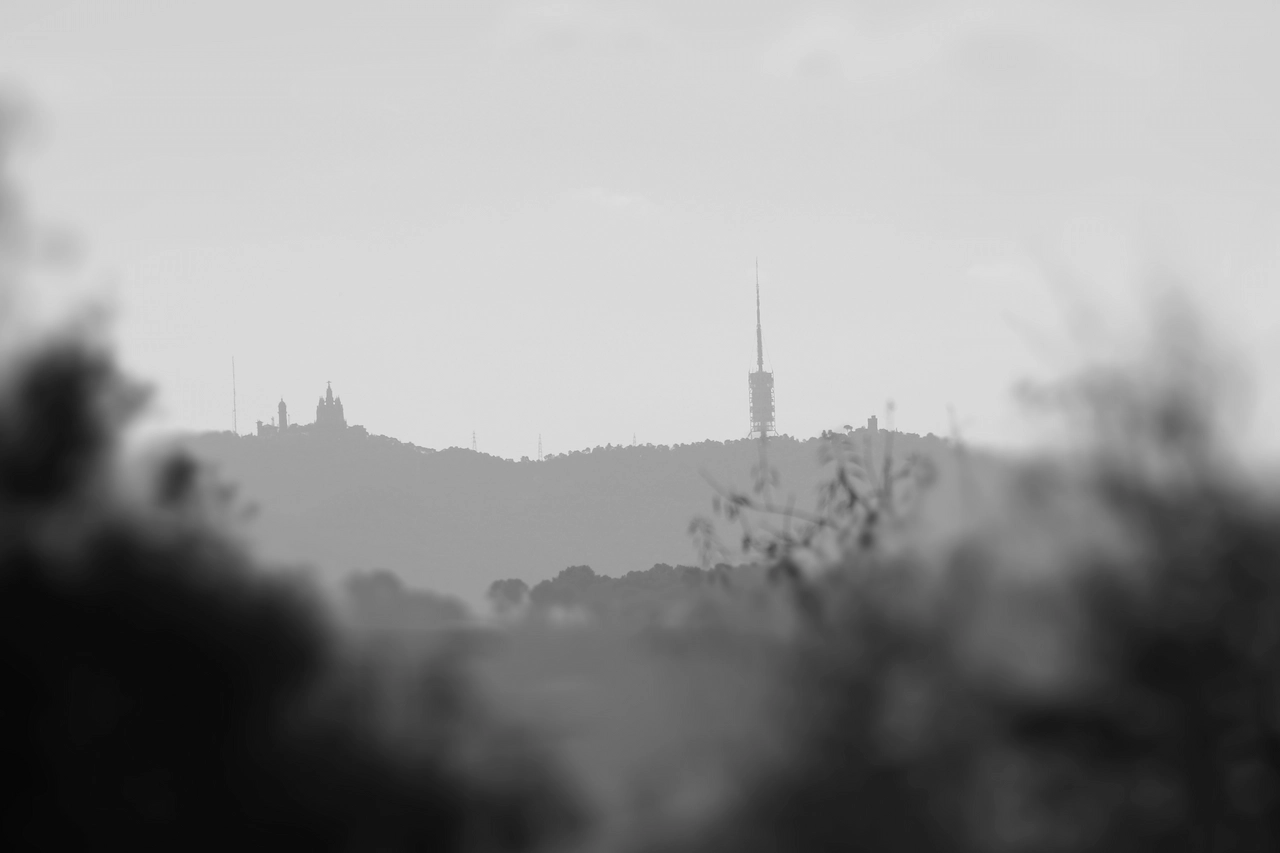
[472,431,477,452]
[755,258,764,372]
[538,433,543,461]
[232,357,238,435]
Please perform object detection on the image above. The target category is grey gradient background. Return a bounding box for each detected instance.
[4,0,1279,459]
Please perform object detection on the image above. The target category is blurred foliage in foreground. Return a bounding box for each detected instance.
[4,86,1279,853]
[4,309,1280,853]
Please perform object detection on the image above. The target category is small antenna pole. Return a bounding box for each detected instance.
[755,258,764,373]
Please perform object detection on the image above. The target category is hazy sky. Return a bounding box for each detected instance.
[4,0,1280,460]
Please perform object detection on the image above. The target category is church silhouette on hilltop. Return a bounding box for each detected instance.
[314,382,347,430]
[255,382,365,438]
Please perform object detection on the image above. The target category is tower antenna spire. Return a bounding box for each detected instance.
[755,258,764,372]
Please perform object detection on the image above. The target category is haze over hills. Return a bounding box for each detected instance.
[179,415,953,605]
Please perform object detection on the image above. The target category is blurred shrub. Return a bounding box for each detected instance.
[344,567,471,632]
[690,307,1280,853]
[0,337,582,853]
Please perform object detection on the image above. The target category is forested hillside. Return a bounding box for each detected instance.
[178,427,952,604]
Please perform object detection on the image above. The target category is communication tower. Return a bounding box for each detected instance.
[748,261,775,439]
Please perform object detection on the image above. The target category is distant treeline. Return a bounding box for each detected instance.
[343,561,774,630]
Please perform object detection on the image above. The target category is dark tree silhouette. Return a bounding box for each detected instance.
[0,338,581,853]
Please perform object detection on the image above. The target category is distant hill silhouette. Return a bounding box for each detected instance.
[178,426,953,604]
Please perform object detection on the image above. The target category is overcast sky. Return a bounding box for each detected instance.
[4,0,1280,460]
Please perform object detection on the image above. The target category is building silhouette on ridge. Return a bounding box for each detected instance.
[314,381,347,431]
[255,382,364,438]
